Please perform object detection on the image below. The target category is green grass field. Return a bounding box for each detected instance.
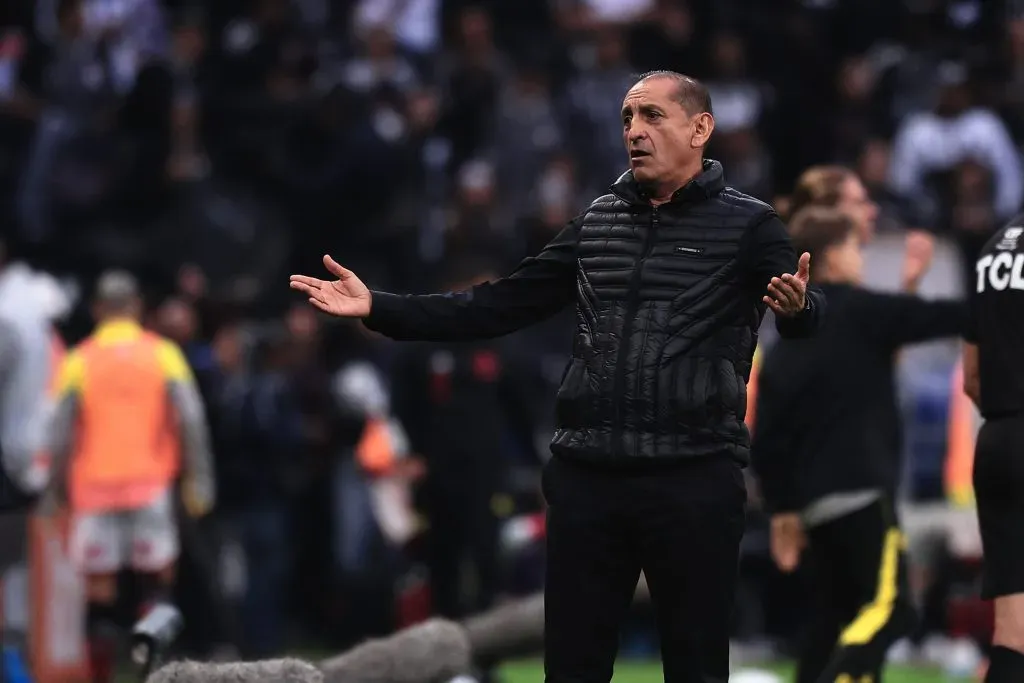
[499,659,970,683]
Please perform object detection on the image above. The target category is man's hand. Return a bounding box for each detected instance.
[764,252,811,317]
[290,255,372,318]
[770,513,806,573]
[901,230,935,293]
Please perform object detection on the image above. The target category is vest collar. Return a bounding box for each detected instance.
[610,159,725,206]
[94,318,143,343]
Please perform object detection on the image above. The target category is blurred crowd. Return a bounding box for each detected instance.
[0,0,1020,664]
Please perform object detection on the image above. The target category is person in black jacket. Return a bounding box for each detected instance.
[961,215,1024,683]
[291,71,825,683]
[750,206,966,683]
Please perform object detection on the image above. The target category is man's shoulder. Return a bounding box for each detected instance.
[716,186,776,219]
[582,191,623,211]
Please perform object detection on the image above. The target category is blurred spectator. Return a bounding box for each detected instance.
[216,326,303,657]
[492,62,563,231]
[628,0,704,76]
[563,25,634,196]
[889,61,1022,227]
[391,258,541,619]
[855,139,911,235]
[437,5,508,171]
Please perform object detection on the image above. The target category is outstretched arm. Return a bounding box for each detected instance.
[292,217,582,342]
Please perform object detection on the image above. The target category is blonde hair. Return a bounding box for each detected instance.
[785,166,856,221]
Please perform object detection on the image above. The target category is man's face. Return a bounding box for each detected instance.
[621,77,713,186]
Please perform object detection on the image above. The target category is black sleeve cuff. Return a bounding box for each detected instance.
[362,291,406,336]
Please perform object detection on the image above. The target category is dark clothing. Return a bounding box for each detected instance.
[796,499,915,683]
[392,340,539,492]
[542,454,746,683]
[751,282,966,513]
[965,216,1024,419]
[391,340,538,617]
[366,160,824,465]
[973,415,1024,599]
[426,489,501,619]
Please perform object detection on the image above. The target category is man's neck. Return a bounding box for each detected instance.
[646,159,705,205]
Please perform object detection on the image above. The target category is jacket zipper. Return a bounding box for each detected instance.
[611,205,658,456]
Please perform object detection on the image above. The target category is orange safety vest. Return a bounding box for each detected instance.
[66,320,182,512]
[945,359,978,507]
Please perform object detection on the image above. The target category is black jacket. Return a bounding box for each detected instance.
[750,283,967,513]
[366,160,824,464]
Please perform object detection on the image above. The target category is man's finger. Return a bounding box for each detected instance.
[290,274,323,288]
[780,273,805,292]
[323,254,352,279]
[763,295,784,314]
[309,297,332,313]
[290,280,318,297]
[768,281,799,307]
[797,252,811,280]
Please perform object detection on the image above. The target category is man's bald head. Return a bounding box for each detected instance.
[634,71,713,117]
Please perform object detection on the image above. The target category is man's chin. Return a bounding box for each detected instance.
[631,166,655,182]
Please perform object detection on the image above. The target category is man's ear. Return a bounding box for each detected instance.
[691,112,714,148]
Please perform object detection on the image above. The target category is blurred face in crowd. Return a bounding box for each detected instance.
[838,57,875,103]
[710,33,745,79]
[822,231,864,285]
[156,298,197,345]
[57,0,84,38]
[836,174,878,242]
[622,76,714,194]
[856,140,890,189]
[595,28,625,69]
[366,26,396,61]
[173,22,206,66]
[936,83,970,118]
[459,8,492,53]
[213,325,244,372]
[286,304,319,343]
[658,0,693,43]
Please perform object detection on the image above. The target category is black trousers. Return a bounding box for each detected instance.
[796,499,917,683]
[542,454,746,683]
[426,489,501,619]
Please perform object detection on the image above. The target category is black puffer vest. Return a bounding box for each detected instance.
[550,160,774,465]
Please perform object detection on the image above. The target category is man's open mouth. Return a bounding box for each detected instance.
[630,150,650,159]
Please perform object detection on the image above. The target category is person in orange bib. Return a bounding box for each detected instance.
[40,271,215,683]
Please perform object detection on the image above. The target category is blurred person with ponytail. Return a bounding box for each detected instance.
[751,207,966,683]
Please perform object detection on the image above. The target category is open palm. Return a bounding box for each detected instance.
[289,255,372,318]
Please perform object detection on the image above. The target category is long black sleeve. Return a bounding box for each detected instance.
[749,356,804,514]
[364,218,581,341]
[740,214,826,338]
[856,292,967,349]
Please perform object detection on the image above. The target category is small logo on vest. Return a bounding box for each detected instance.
[996,226,1023,251]
[674,245,704,256]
